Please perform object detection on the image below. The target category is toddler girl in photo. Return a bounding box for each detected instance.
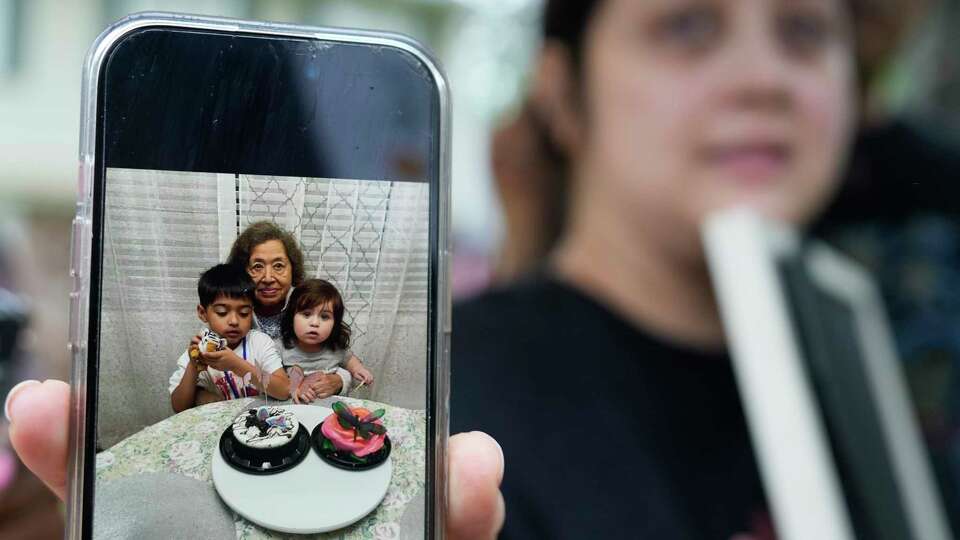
[280,279,374,403]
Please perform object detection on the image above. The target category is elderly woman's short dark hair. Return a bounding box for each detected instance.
[227,221,306,286]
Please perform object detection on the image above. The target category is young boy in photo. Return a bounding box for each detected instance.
[168,264,290,412]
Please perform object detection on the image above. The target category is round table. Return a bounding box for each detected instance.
[95,396,426,539]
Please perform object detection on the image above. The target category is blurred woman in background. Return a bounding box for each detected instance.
[454,0,957,538]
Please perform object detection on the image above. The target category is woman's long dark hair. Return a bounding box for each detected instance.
[280,279,351,351]
[543,1,601,69]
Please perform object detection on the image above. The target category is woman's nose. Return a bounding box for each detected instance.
[723,19,793,111]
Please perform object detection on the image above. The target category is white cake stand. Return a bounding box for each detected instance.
[212,404,392,534]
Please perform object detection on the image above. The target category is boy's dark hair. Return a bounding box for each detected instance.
[227,221,306,287]
[197,264,256,307]
[281,279,351,350]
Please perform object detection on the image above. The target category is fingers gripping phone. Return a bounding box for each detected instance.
[68,13,450,539]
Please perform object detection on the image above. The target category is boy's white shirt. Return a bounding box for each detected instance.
[168,329,283,397]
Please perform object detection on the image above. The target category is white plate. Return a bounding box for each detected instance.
[212,404,392,534]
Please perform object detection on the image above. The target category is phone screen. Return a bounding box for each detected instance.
[83,25,442,538]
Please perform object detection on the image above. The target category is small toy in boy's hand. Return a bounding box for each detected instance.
[200,328,228,353]
[189,328,227,362]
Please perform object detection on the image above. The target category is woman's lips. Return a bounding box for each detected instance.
[704,143,790,185]
[258,288,279,297]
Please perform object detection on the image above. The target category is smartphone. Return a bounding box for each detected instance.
[68,12,450,539]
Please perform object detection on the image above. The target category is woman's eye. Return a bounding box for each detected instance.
[780,11,834,54]
[655,8,720,50]
[273,263,286,271]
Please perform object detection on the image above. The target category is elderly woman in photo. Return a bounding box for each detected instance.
[226,221,305,339]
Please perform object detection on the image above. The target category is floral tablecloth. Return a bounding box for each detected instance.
[95,396,426,539]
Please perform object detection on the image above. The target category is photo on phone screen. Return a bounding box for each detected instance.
[69,14,448,539]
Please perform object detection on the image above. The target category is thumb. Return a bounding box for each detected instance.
[5,379,71,501]
[447,431,505,540]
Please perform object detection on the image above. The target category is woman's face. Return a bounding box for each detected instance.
[247,239,293,309]
[571,0,856,253]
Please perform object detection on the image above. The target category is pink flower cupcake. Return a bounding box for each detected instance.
[313,401,391,468]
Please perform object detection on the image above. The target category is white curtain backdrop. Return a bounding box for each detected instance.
[98,168,429,449]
